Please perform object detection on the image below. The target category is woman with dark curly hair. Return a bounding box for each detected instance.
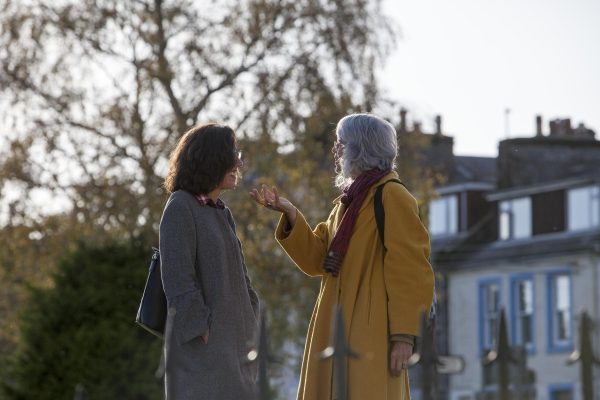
[160,123,260,400]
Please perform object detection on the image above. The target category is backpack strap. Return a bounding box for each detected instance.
[374,179,438,330]
[374,179,405,251]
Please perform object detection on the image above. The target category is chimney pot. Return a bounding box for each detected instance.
[549,120,558,136]
[435,115,442,135]
[565,118,573,136]
[535,115,543,136]
[399,108,408,133]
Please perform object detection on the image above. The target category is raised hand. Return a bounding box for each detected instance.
[249,184,297,228]
[249,185,292,212]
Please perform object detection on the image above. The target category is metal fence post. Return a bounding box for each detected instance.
[246,306,274,400]
[476,308,536,399]
[257,309,271,400]
[483,309,513,400]
[321,306,359,400]
[413,311,437,400]
[567,310,600,400]
[409,311,464,400]
[73,383,86,400]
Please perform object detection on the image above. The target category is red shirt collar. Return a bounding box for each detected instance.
[195,194,226,209]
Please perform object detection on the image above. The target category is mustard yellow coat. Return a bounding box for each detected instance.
[276,172,435,400]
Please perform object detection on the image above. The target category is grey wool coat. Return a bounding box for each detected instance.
[159,190,260,400]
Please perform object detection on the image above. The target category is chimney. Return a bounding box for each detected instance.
[399,108,408,133]
[574,123,596,140]
[550,118,574,136]
[549,120,557,136]
[535,115,543,136]
[564,118,573,136]
[413,121,422,133]
[435,115,442,136]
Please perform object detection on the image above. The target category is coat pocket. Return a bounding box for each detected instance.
[170,289,211,345]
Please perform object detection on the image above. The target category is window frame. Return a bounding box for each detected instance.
[546,270,574,353]
[567,184,600,231]
[510,273,536,355]
[478,277,502,355]
[548,383,574,400]
[429,194,459,237]
[498,197,532,240]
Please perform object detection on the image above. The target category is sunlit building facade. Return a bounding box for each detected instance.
[411,114,600,400]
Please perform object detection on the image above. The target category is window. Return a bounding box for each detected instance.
[549,384,573,400]
[499,197,531,240]
[479,279,502,352]
[510,275,535,353]
[429,195,458,236]
[451,393,473,400]
[568,185,600,231]
[547,272,573,352]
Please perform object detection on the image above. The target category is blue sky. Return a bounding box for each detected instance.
[381,0,600,156]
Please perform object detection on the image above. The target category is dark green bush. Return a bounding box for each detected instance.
[3,239,163,400]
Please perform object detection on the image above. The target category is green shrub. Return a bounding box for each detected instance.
[3,239,163,400]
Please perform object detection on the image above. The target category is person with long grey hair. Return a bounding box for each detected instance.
[250,113,434,400]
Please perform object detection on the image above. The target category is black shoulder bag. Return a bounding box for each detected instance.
[135,247,167,338]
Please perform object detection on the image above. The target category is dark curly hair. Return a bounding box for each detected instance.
[164,123,237,195]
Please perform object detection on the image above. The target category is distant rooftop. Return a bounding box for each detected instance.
[394,110,598,190]
[451,156,497,185]
[437,228,600,270]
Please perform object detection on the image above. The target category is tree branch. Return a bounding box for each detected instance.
[186,3,292,122]
[152,0,187,134]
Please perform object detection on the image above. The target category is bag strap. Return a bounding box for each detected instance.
[374,179,405,251]
[374,179,438,329]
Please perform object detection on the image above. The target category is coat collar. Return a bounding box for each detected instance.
[332,170,400,205]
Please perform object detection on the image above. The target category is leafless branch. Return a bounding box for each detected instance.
[152,0,187,134]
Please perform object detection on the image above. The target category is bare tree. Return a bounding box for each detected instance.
[0,0,395,233]
[0,0,398,387]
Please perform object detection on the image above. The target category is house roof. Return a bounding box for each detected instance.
[434,228,600,271]
[450,156,497,185]
[486,175,600,201]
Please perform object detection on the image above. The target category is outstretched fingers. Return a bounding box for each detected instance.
[249,189,264,205]
[261,184,270,204]
[272,186,280,207]
[249,185,280,210]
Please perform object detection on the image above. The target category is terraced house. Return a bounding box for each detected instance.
[405,114,600,400]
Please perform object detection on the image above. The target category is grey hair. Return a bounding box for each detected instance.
[334,113,397,189]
